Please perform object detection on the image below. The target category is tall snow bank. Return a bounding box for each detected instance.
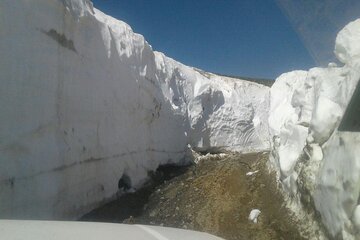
[0,0,189,220]
[154,54,270,153]
[269,19,360,239]
[0,0,270,219]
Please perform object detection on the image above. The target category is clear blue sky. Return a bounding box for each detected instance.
[91,0,316,79]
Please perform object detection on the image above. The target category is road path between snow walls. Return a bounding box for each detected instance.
[0,0,270,220]
[81,152,311,240]
[268,19,360,239]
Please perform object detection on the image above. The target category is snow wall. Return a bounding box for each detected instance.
[269,19,360,239]
[0,0,269,219]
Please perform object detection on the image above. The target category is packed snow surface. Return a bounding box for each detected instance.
[0,0,269,219]
[269,19,360,239]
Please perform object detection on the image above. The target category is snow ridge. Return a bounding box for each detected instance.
[269,19,360,239]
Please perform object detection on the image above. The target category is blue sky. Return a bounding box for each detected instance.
[92,0,316,79]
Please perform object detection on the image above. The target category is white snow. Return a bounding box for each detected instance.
[0,0,270,219]
[248,209,261,223]
[3,1,360,238]
[154,54,270,153]
[269,19,360,239]
[353,205,360,232]
[3,2,360,238]
[246,170,259,176]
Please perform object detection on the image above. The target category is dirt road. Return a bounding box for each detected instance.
[81,152,305,240]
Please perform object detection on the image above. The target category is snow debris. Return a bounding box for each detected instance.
[246,170,259,176]
[248,209,261,223]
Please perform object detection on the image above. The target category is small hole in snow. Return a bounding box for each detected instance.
[118,174,131,191]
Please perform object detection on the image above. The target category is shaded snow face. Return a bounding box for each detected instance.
[0,0,190,219]
[0,0,270,219]
[269,19,360,239]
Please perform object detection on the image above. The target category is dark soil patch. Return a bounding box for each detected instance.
[79,164,190,222]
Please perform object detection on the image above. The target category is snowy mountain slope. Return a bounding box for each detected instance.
[0,0,269,219]
[269,19,360,239]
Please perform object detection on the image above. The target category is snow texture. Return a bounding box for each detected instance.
[269,19,360,239]
[0,0,269,219]
[154,54,270,153]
